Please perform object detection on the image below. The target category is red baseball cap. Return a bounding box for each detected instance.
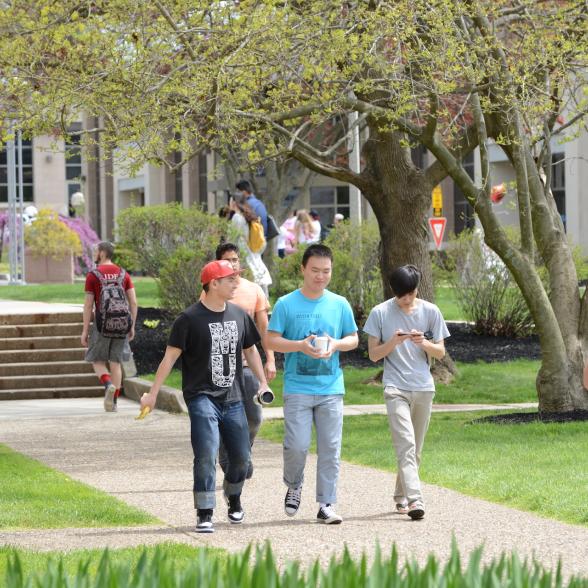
[200,260,240,285]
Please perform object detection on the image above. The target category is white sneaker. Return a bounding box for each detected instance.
[317,504,343,524]
[103,383,116,412]
[196,510,214,533]
[408,500,425,520]
[284,486,302,517]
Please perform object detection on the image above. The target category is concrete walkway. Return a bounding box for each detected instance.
[0,397,538,421]
[1,398,587,577]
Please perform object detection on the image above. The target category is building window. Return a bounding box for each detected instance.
[0,139,34,203]
[310,185,350,226]
[65,124,83,215]
[453,152,475,234]
[551,153,565,229]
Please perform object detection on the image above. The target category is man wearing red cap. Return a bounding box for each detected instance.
[142,259,270,533]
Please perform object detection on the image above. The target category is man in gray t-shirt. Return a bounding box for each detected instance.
[363,265,449,520]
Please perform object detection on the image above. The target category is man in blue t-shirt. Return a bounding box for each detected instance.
[266,244,358,524]
[235,179,268,235]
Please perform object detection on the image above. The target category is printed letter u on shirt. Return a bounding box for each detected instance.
[208,321,238,387]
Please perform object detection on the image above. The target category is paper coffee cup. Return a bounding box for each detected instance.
[314,336,329,352]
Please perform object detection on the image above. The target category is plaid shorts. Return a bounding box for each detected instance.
[85,323,131,363]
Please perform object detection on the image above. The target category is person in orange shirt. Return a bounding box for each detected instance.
[201,242,277,480]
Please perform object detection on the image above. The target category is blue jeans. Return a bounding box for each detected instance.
[219,367,263,476]
[283,394,343,504]
[187,395,250,510]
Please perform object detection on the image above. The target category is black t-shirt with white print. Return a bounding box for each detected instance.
[168,301,260,403]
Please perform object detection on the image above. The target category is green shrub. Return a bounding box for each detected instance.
[271,220,383,324]
[116,204,237,277]
[158,245,214,315]
[437,229,534,337]
[271,246,306,300]
[437,228,588,337]
[5,541,586,588]
[323,220,382,324]
[25,209,82,259]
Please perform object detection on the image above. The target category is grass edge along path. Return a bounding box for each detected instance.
[142,360,540,406]
[2,541,587,587]
[0,277,159,308]
[259,411,588,527]
[0,444,158,530]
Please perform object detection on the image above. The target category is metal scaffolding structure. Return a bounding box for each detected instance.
[7,123,26,284]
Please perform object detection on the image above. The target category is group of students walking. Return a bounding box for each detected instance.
[83,238,450,534]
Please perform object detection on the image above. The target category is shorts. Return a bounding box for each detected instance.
[85,323,130,363]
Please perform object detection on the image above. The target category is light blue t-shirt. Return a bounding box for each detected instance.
[268,289,357,395]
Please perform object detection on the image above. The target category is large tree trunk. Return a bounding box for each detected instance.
[290,124,457,381]
[361,127,456,381]
[362,128,433,300]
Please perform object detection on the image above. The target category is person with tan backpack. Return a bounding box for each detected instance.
[229,196,272,298]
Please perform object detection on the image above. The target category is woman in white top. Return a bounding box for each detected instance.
[229,197,272,297]
[294,209,320,245]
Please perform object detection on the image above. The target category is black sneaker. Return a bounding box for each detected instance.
[228,495,245,524]
[317,504,343,524]
[284,486,302,517]
[408,500,425,520]
[196,509,214,533]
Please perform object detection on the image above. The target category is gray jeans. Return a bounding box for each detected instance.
[384,386,434,505]
[219,367,263,476]
[283,393,343,504]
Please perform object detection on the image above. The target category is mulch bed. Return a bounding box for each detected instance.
[131,309,541,375]
[130,307,587,423]
[475,410,588,425]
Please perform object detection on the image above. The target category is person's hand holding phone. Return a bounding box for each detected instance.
[393,330,412,345]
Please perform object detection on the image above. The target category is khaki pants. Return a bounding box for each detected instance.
[384,386,434,505]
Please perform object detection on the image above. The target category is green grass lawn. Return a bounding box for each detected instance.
[0,543,226,580]
[0,444,157,530]
[143,360,539,406]
[0,278,463,320]
[0,276,160,307]
[434,285,462,321]
[259,411,588,526]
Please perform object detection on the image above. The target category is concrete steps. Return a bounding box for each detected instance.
[0,386,104,401]
[0,312,84,326]
[0,373,98,390]
[0,309,103,401]
[0,348,86,363]
[0,336,82,351]
[0,361,93,377]
[0,323,83,338]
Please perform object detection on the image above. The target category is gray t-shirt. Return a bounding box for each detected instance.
[363,298,450,392]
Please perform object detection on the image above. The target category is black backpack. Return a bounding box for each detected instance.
[92,269,132,338]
